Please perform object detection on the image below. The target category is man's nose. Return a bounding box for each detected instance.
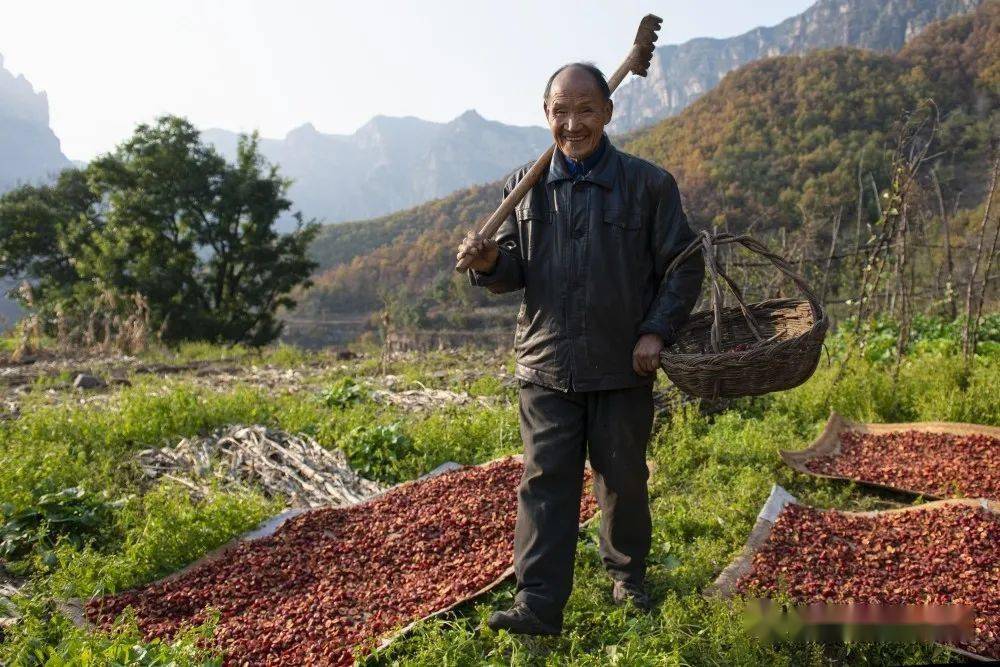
[565,114,580,131]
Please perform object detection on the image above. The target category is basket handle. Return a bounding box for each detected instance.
[664,230,824,353]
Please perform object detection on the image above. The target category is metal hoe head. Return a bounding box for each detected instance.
[630,14,662,77]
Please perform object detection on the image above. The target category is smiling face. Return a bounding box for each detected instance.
[544,66,613,161]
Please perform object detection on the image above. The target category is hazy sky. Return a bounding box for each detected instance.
[1,0,815,160]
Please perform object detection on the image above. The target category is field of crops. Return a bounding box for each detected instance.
[0,318,998,665]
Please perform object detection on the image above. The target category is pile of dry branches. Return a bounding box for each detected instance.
[137,425,383,508]
[0,573,23,629]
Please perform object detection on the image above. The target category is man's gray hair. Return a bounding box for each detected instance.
[543,62,611,103]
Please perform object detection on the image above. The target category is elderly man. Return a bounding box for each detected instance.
[456,62,704,635]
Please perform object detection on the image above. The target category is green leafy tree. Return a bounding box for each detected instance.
[0,115,319,346]
[0,168,100,303]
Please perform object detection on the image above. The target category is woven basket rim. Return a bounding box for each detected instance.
[661,297,829,364]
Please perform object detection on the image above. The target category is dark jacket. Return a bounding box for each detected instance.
[470,135,704,392]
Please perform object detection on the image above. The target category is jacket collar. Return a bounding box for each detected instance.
[546,133,618,189]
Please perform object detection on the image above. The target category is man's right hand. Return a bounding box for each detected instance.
[456,231,500,273]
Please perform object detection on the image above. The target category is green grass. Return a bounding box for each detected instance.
[0,326,996,665]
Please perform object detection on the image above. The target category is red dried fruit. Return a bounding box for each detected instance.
[85,458,598,665]
[736,503,1000,659]
[805,430,1000,501]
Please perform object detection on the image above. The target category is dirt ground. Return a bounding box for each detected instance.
[0,347,723,424]
[0,349,518,421]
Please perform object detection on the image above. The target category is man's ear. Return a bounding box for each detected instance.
[603,99,614,124]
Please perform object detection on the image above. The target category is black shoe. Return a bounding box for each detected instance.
[487,602,561,636]
[611,579,653,611]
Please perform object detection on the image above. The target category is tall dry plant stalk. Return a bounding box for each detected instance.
[119,292,152,354]
[12,281,42,362]
[91,289,151,355]
[963,152,1000,360]
[833,104,937,386]
[379,308,392,376]
[15,286,154,359]
[930,167,958,319]
[55,303,70,355]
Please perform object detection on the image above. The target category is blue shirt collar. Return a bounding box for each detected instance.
[561,134,608,179]
[547,133,617,189]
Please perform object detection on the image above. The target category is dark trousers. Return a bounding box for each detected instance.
[513,380,654,626]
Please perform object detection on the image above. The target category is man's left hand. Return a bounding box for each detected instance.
[632,333,663,376]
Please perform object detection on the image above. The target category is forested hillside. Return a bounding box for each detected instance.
[608,0,982,133]
[308,183,498,274]
[292,2,999,342]
[626,3,998,231]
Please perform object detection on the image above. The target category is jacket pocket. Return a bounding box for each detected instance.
[515,206,551,263]
[602,206,642,230]
[515,206,551,224]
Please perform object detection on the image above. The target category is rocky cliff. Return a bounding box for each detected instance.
[0,54,71,191]
[609,0,982,133]
[0,54,73,329]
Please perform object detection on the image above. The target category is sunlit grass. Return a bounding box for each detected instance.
[0,330,995,664]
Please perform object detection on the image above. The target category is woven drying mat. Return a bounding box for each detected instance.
[61,454,603,660]
[780,413,1000,500]
[57,506,311,630]
[708,484,997,663]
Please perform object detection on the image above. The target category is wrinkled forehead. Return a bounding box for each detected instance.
[547,67,605,104]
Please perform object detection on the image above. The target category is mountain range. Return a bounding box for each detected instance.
[202,111,551,230]
[0,0,990,334]
[608,0,982,133]
[203,0,982,229]
[291,0,998,345]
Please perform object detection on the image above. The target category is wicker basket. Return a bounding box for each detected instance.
[659,231,828,399]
